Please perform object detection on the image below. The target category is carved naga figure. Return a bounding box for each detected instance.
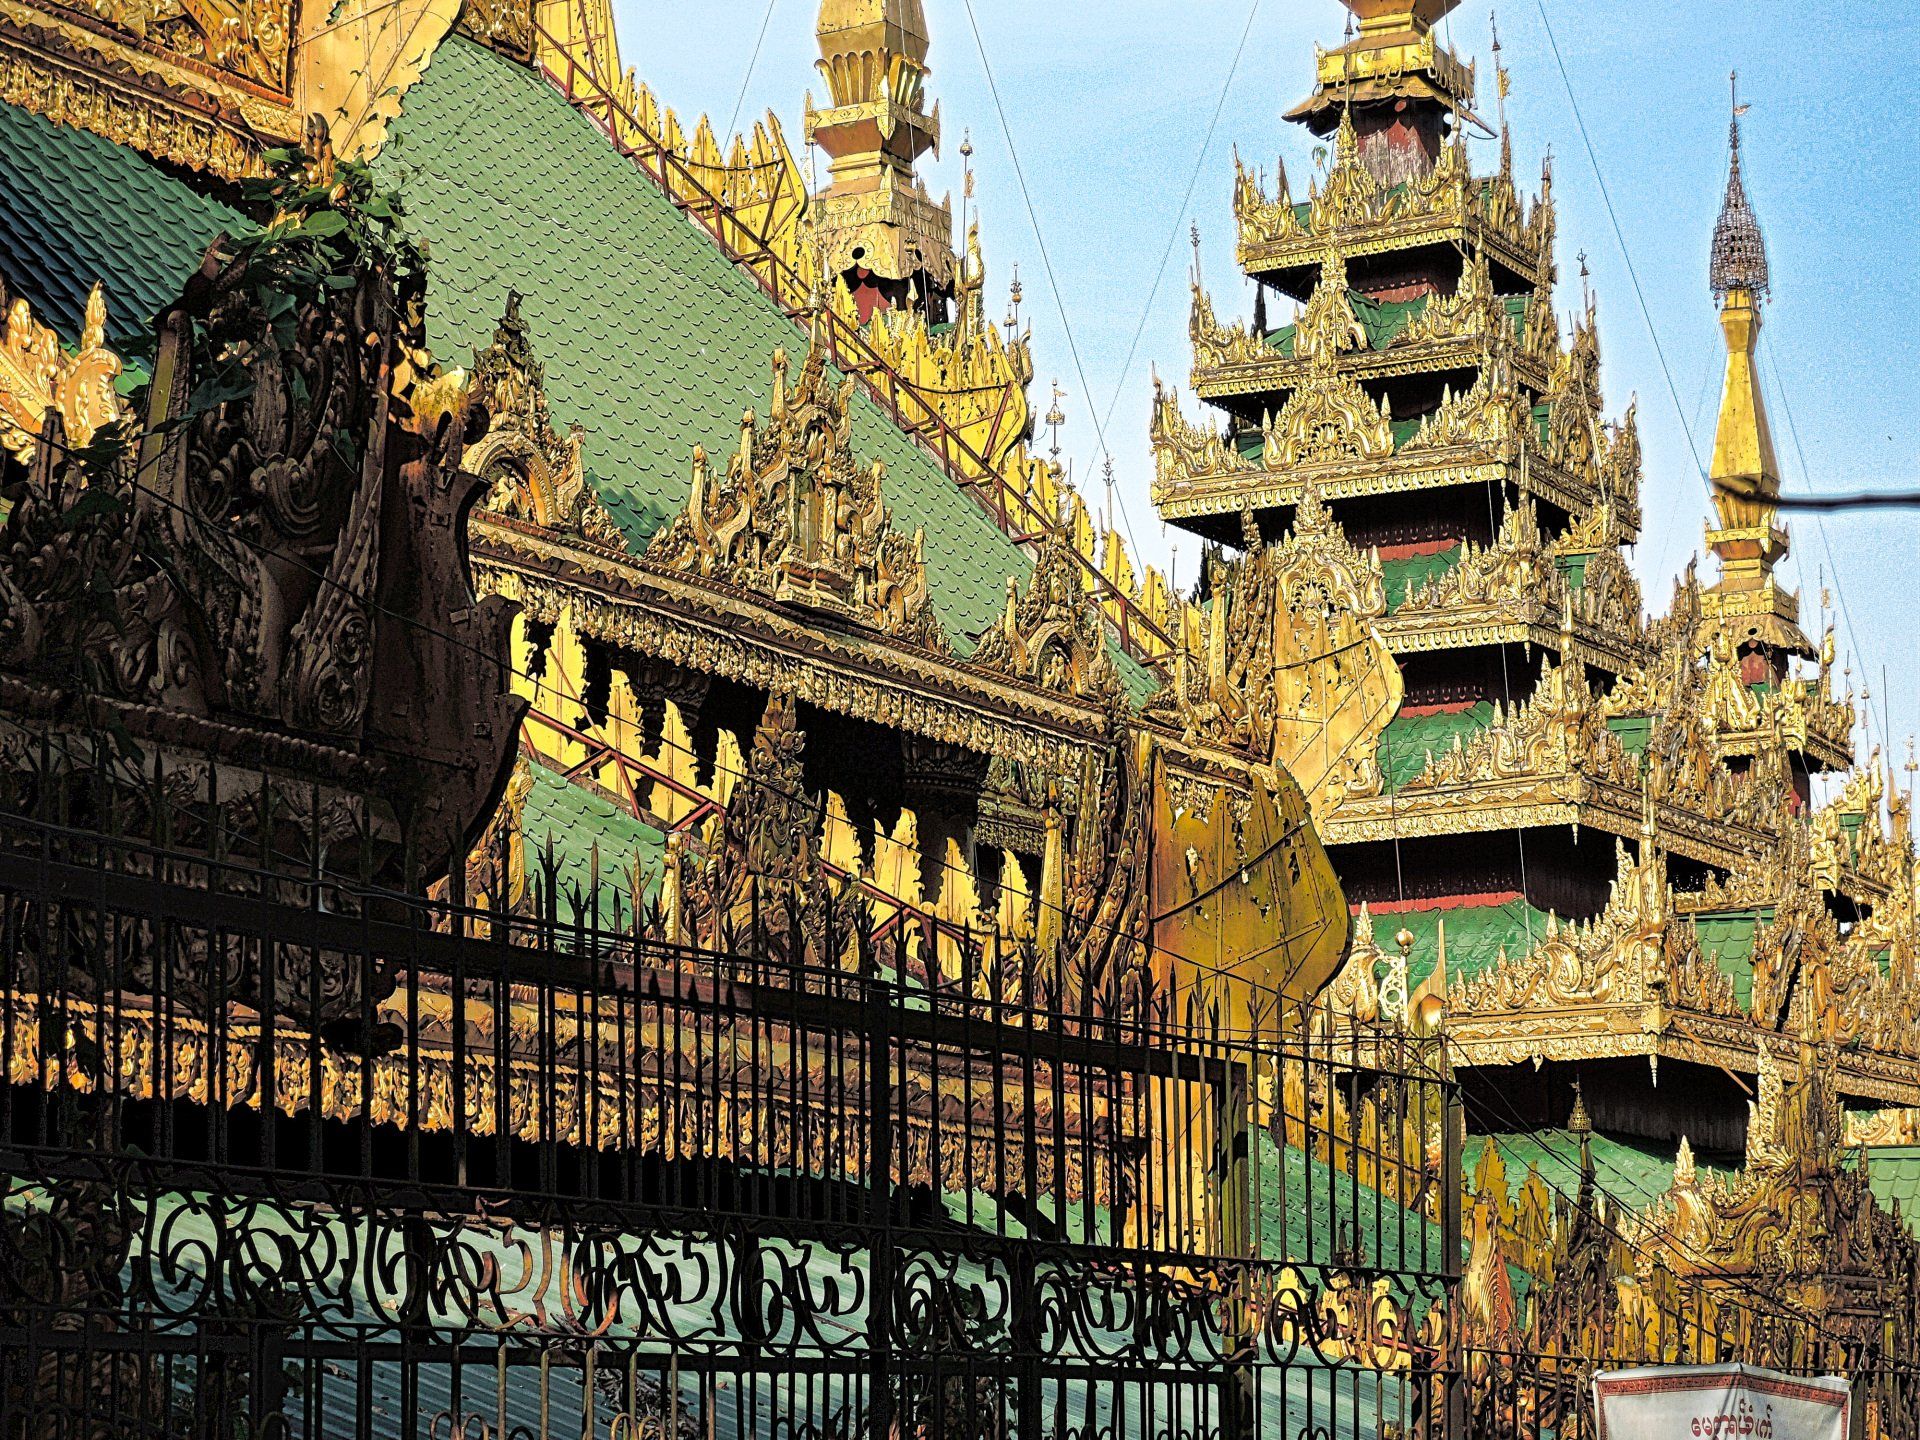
[0,125,522,985]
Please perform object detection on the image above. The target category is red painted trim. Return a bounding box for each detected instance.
[1351,891,1526,916]
[1377,538,1462,562]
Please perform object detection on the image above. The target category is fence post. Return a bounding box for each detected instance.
[1216,1053,1256,1440]
[1441,1040,1467,1440]
[866,969,895,1440]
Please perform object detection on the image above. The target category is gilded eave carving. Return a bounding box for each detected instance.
[1191,249,1555,402]
[0,0,301,176]
[1150,378,1636,539]
[1230,116,1552,289]
[471,516,1113,777]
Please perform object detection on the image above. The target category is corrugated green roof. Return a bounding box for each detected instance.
[376,37,1030,640]
[1379,702,1495,790]
[521,761,666,924]
[1853,1147,1920,1238]
[1357,896,1553,990]
[0,100,239,344]
[1688,908,1771,1011]
[1255,1129,1448,1278]
[1382,545,1462,612]
[1480,1129,1684,1213]
[1606,715,1652,757]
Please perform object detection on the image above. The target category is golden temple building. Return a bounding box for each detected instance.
[0,0,1918,1433]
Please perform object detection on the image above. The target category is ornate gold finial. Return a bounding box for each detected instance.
[805,0,955,310]
[1285,0,1480,155]
[646,333,947,651]
[1710,73,1769,304]
[1568,1079,1592,1136]
[1698,75,1812,664]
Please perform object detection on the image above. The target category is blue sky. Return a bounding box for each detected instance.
[621,0,1920,770]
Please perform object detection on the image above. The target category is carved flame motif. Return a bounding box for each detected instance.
[969,531,1119,700]
[1188,283,1267,370]
[647,323,947,652]
[1152,495,1398,816]
[1400,247,1500,348]
[0,281,125,464]
[468,292,594,533]
[1448,842,1737,1018]
[1149,375,1251,491]
[1236,109,1554,275]
[1260,364,1395,471]
[1400,346,1528,455]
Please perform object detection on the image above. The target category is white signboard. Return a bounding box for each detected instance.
[1594,1364,1850,1440]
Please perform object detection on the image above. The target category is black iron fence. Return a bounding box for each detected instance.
[0,758,1460,1439]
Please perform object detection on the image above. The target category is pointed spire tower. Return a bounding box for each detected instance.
[804,0,957,323]
[1699,76,1815,677]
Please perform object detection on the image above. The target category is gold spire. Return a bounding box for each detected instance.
[1285,0,1480,141]
[1700,81,1811,662]
[804,0,955,302]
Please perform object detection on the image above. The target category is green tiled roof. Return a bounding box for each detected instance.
[0,100,240,344]
[1606,715,1652,756]
[521,761,666,923]
[1480,1129,1685,1213]
[376,37,1030,640]
[1349,292,1425,350]
[1255,1129,1448,1278]
[1853,1147,1920,1238]
[1688,908,1772,1011]
[1357,895,1553,990]
[1379,702,1495,790]
[1382,545,1462,612]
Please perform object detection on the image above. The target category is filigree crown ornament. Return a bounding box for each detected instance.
[648,319,947,652]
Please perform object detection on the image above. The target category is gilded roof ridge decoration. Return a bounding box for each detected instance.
[1440,840,1739,1022]
[1189,281,1269,371]
[1149,375,1250,493]
[1396,651,1628,795]
[1388,496,1641,654]
[1146,488,1399,818]
[1233,115,1551,285]
[969,530,1121,703]
[644,318,948,653]
[1399,344,1526,456]
[0,277,125,463]
[1291,244,1369,362]
[1261,351,1396,471]
[1399,245,1498,348]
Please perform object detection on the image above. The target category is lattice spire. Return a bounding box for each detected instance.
[1710,72,1770,302]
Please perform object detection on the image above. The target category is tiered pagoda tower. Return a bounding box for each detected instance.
[1155,0,1652,986]
[1152,0,1911,1161]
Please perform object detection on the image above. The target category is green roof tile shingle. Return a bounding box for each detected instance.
[1688,908,1773,1011]
[1858,1147,1920,1237]
[1379,702,1495,791]
[1479,1128,1688,1213]
[521,760,666,922]
[376,37,1034,640]
[0,101,240,346]
[1355,895,1553,991]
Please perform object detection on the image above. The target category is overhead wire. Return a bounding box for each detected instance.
[955,0,1142,558]
[1097,0,1264,441]
[724,0,781,145]
[1529,0,1707,492]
